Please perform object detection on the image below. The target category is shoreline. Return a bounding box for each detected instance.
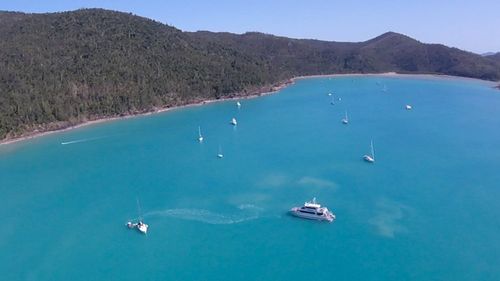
[0,79,292,146]
[0,72,497,146]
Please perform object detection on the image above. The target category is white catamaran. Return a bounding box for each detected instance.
[126,199,149,234]
[290,198,335,222]
[363,140,375,163]
[198,126,204,142]
[342,110,349,124]
[217,145,224,158]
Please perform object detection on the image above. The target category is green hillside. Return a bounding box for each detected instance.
[1,9,499,140]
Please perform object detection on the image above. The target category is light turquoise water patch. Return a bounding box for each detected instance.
[1,76,500,281]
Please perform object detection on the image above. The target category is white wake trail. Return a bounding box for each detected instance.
[143,207,261,225]
[61,136,104,145]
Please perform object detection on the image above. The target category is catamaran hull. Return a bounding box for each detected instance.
[290,208,335,222]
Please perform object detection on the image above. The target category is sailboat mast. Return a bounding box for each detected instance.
[136,198,143,221]
[370,140,375,160]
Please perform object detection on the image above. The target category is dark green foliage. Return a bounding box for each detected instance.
[1,10,499,140]
[485,52,500,63]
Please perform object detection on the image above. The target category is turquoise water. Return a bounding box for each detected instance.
[1,76,500,281]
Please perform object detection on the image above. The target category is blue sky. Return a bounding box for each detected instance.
[1,0,499,54]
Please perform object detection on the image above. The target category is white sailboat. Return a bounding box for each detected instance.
[230,117,237,126]
[217,145,224,158]
[236,101,241,108]
[342,110,349,124]
[198,126,204,142]
[405,104,412,110]
[363,140,375,163]
[126,198,149,234]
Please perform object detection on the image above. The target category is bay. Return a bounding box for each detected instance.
[1,75,500,281]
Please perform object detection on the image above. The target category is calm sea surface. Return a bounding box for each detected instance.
[1,76,500,281]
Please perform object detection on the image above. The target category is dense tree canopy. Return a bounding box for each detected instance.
[1,9,499,140]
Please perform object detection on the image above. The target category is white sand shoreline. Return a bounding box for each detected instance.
[1,72,497,146]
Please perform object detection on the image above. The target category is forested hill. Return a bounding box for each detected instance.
[1,9,500,141]
[189,31,500,80]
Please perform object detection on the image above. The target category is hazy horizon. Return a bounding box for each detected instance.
[1,0,499,54]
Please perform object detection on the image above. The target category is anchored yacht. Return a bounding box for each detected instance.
[363,140,375,163]
[126,220,149,234]
[126,199,149,234]
[198,126,204,142]
[290,198,335,222]
[342,110,349,124]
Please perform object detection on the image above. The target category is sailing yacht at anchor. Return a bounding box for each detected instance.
[363,140,375,163]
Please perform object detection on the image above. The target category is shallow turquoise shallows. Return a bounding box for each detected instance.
[1,76,500,281]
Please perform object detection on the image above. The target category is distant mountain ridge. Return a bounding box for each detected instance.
[1,8,500,141]
[485,52,500,63]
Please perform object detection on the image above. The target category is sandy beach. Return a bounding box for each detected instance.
[0,72,496,146]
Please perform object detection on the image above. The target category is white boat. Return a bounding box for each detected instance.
[342,110,349,124]
[405,104,412,110]
[230,117,237,126]
[363,140,375,163]
[290,198,335,222]
[126,199,149,234]
[198,126,204,142]
[236,101,241,108]
[217,145,224,158]
[137,221,148,234]
[328,93,332,96]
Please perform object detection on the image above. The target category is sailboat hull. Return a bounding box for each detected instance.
[363,155,375,162]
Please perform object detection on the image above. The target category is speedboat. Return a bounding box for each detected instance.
[230,118,237,126]
[290,198,335,222]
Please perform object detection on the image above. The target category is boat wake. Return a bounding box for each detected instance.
[61,137,104,145]
[144,207,261,225]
